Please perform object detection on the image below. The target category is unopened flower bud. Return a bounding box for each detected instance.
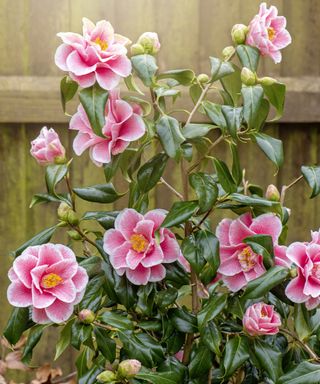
[241,67,257,86]
[130,43,145,56]
[197,73,209,84]
[222,46,236,61]
[137,32,160,55]
[258,76,278,86]
[57,202,72,221]
[290,267,297,278]
[96,370,117,383]
[78,309,95,324]
[231,24,248,45]
[117,359,141,379]
[67,210,79,226]
[265,184,280,202]
[67,230,82,241]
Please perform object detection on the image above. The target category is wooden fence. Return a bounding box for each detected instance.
[0,0,319,379]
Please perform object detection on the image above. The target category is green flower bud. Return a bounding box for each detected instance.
[67,210,79,226]
[290,267,297,278]
[137,32,160,55]
[96,370,117,383]
[197,73,209,84]
[117,359,141,379]
[241,67,257,86]
[222,46,236,61]
[57,202,72,221]
[78,309,95,324]
[231,24,248,45]
[54,155,67,165]
[258,76,278,86]
[67,230,82,241]
[130,43,145,56]
[265,184,280,202]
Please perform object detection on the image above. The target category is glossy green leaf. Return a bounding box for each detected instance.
[181,235,206,274]
[242,266,289,299]
[55,319,74,360]
[223,336,250,377]
[209,57,234,82]
[124,74,144,95]
[136,370,177,384]
[137,153,168,193]
[220,65,242,106]
[189,172,218,213]
[198,293,228,330]
[195,230,220,274]
[79,363,103,384]
[99,311,134,331]
[94,327,116,362]
[278,361,320,384]
[301,165,320,198]
[230,143,242,185]
[202,101,227,131]
[221,106,242,139]
[168,308,198,333]
[189,346,213,379]
[79,274,104,312]
[82,211,118,230]
[263,82,286,121]
[161,200,198,228]
[156,115,185,159]
[3,308,32,345]
[131,54,158,86]
[241,85,264,129]
[236,45,260,71]
[244,234,274,269]
[213,158,237,193]
[253,339,283,382]
[183,123,215,139]
[123,95,151,116]
[71,321,92,350]
[60,75,78,113]
[45,163,69,198]
[155,287,178,309]
[294,304,312,341]
[255,98,270,130]
[79,84,108,137]
[22,324,48,363]
[11,225,57,258]
[254,133,284,169]
[158,69,195,86]
[73,183,123,203]
[29,193,69,208]
[201,321,222,355]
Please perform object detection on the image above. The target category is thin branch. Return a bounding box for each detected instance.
[280,175,304,204]
[64,174,75,211]
[72,225,98,249]
[52,372,77,384]
[185,82,211,126]
[160,177,184,200]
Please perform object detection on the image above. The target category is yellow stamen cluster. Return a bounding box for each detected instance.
[238,246,257,272]
[267,27,276,41]
[94,37,108,51]
[130,234,148,253]
[41,273,63,289]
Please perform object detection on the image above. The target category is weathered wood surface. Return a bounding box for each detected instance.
[0,0,319,380]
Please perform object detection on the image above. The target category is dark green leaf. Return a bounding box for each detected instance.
[55,319,74,360]
[30,193,69,208]
[202,101,227,131]
[221,106,242,140]
[45,164,69,197]
[79,363,103,384]
[22,324,48,363]
[161,201,198,228]
[71,321,92,350]
[156,115,185,159]
[229,193,280,208]
[236,45,260,71]
[255,98,270,131]
[213,158,237,193]
[168,308,198,333]
[94,327,116,362]
[223,336,250,377]
[99,311,134,331]
[198,293,228,330]
[241,85,264,130]
[230,143,242,185]
[189,172,218,213]
[263,82,286,121]
[131,54,158,86]
[155,287,178,309]
[242,266,289,299]
[294,304,312,341]
[137,284,155,316]
[278,361,320,384]
[158,69,195,86]
[137,153,168,193]
[124,74,144,95]
[220,65,242,106]
[195,230,220,274]
[253,339,283,382]
[73,183,123,203]
[79,274,104,312]
[60,75,78,113]
[301,165,320,198]
[79,84,108,137]
[82,211,118,230]
[3,308,32,345]
[209,57,235,82]
[181,235,206,274]
[254,133,284,169]
[183,123,215,139]
[11,226,57,258]
[201,321,222,355]
[189,346,213,379]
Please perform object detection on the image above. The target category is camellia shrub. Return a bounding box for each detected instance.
[5,3,320,383]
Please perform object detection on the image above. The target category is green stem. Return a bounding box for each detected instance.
[280,175,304,204]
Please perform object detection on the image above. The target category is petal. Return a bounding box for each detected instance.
[95,67,120,90]
[32,285,56,309]
[46,259,78,280]
[48,280,77,303]
[37,244,63,266]
[274,245,291,268]
[112,99,133,123]
[91,140,112,164]
[144,209,166,231]
[126,265,151,285]
[55,244,76,260]
[12,254,38,288]
[250,213,282,243]
[115,209,143,240]
[141,245,164,268]
[160,235,180,263]
[45,300,74,323]
[287,242,308,268]
[69,71,96,88]
[149,264,166,282]
[7,282,32,307]
[109,242,132,269]
[274,29,292,49]
[117,114,145,141]
[106,55,132,77]
[229,218,255,245]
[66,50,97,76]
[218,256,243,276]
[32,308,51,324]
[72,267,89,292]
[103,229,126,254]
[303,277,320,298]
[134,220,154,241]
[216,219,232,246]
[8,268,18,282]
[55,44,73,71]
[223,273,247,292]
[126,249,145,270]
[285,274,309,303]
[31,265,48,290]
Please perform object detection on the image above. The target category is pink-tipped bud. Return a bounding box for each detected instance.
[78,309,95,324]
[266,184,280,202]
[241,67,257,86]
[30,127,66,166]
[96,370,116,383]
[137,32,160,55]
[231,24,248,45]
[117,359,141,379]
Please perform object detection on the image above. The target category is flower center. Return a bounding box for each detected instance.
[268,27,276,41]
[238,246,257,272]
[260,307,268,317]
[130,234,148,253]
[312,264,320,280]
[41,273,63,289]
[94,37,108,51]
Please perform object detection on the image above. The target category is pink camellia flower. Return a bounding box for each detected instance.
[55,18,131,89]
[7,244,88,324]
[69,89,145,166]
[216,212,287,292]
[285,239,320,309]
[103,209,181,285]
[246,3,292,63]
[243,302,281,336]
[30,127,66,166]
